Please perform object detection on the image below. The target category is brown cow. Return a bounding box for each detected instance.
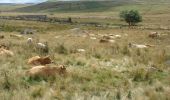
[27,56,52,65]
[0,48,14,56]
[149,32,159,38]
[26,65,66,77]
[99,39,109,43]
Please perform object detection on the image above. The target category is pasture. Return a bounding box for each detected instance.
[0,2,170,100]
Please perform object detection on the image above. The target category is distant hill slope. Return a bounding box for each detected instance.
[0,3,31,11]
[14,0,134,12]
[12,0,170,13]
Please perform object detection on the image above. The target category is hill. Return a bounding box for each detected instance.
[0,3,32,11]
[14,0,134,12]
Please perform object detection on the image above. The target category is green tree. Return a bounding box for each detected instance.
[120,10,142,26]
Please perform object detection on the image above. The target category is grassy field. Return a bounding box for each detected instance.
[0,1,170,100]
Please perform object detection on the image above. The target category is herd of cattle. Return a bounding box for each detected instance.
[0,43,67,78]
[0,30,163,78]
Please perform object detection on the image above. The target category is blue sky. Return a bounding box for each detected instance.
[0,0,47,3]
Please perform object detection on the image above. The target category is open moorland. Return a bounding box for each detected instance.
[0,0,170,100]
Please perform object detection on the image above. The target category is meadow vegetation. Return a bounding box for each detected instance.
[0,1,170,100]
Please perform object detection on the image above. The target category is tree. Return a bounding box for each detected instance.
[68,17,72,23]
[120,10,142,26]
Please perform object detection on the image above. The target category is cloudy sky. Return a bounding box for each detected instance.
[0,0,47,3]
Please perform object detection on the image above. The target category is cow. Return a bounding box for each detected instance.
[27,38,33,44]
[0,48,14,56]
[149,32,159,38]
[37,42,47,49]
[100,39,109,43]
[10,34,23,39]
[128,43,155,49]
[28,56,52,65]
[26,65,66,77]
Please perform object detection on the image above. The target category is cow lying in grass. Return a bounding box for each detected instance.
[0,48,14,56]
[26,65,66,78]
[129,43,155,49]
[28,56,52,65]
[10,34,23,39]
[149,32,160,38]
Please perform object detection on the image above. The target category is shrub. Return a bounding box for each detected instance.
[120,10,142,26]
[55,44,68,55]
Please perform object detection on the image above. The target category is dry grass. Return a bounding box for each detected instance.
[0,5,170,100]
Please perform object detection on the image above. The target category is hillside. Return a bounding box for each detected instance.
[14,0,133,12]
[13,0,170,13]
[0,3,31,11]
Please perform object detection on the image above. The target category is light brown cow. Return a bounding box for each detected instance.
[27,56,52,65]
[0,35,4,39]
[26,65,66,77]
[149,32,159,38]
[0,48,14,56]
[10,34,23,39]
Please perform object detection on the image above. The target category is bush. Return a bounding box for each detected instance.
[55,44,68,55]
[120,10,142,26]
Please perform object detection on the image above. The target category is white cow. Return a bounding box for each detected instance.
[129,43,148,49]
[37,42,47,49]
[27,38,33,44]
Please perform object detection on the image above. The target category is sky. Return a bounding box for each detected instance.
[0,0,47,3]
